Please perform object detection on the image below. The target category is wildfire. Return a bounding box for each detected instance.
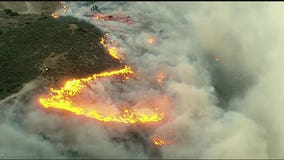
[38,34,168,125]
[51,13,59,19]
[93,13,106,21]
[152,136,173,146]
[147,35,157,45]
[51,2,67,19]
[156,72,165,87]
[92,13,134,25]
[148,37,155,45]
[100,33,121,61]
[39,14,173,144]
[152,129,176,147]
[61,2,67,14]
[39,65,166,124]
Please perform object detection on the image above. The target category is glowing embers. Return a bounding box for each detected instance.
[147,35,158,45]
[51,2,67,19]
[152,135,175,147]
[92,13,134,25]
[156,72,165,87]
[51,13,59,19]
[152,136,171,146]
[61,2,67,14]
[100,33,122,61]
[152,130,176,147]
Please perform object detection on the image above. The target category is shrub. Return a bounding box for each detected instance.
[4,9,19,16]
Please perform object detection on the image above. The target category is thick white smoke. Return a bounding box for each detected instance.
[1,2,284,159]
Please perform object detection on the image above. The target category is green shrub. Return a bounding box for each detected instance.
[4,9,19,16]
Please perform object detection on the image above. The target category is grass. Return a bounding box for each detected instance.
[0,14,121,100]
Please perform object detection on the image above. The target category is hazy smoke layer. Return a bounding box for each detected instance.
[1,2,284,158]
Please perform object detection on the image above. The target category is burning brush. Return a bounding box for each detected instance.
[38,31,174,151]
[92,13,134,25]
[51,2,67,19]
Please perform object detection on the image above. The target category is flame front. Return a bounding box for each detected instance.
[39,66,165,124]
[39,34,166,124]
[100,33,121,61]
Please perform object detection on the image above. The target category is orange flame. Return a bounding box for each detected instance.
[51,2,67,19]
[92,13,133,25]
[152,129,176,147]
[46,8,174,146]
[39,34,167,124]
[61,2,67,14]
[148,35,157,45]
[39,66,166,124]
[148,37,155,45]
[51,13,59,19]
[93,13,106,21]
[152,136,173,146]
[156,72,165,87]
[100,33,121,61]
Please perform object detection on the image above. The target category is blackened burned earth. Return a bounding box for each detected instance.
[0,10,122,100]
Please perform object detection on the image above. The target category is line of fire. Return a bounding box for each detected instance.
[40,2,176,151]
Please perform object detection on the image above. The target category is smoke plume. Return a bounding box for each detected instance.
[1,2,284,159]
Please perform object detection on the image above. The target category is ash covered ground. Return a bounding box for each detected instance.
[1,2,284,159]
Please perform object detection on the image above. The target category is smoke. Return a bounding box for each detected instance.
[1,2,284,158]
[229,5,284,157]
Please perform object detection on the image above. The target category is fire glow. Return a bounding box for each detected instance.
[151,129,176,147]
[152,136,174,147]
[38,11,175,145]
[148,35,157,45]
[100,33,121,61]
[156,72,165,87]
[51,13,59,19]
[51,2,67,19]
[92,13,134,25]
[39,34,167,125]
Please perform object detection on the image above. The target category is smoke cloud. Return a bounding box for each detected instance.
[1,2,284,158]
